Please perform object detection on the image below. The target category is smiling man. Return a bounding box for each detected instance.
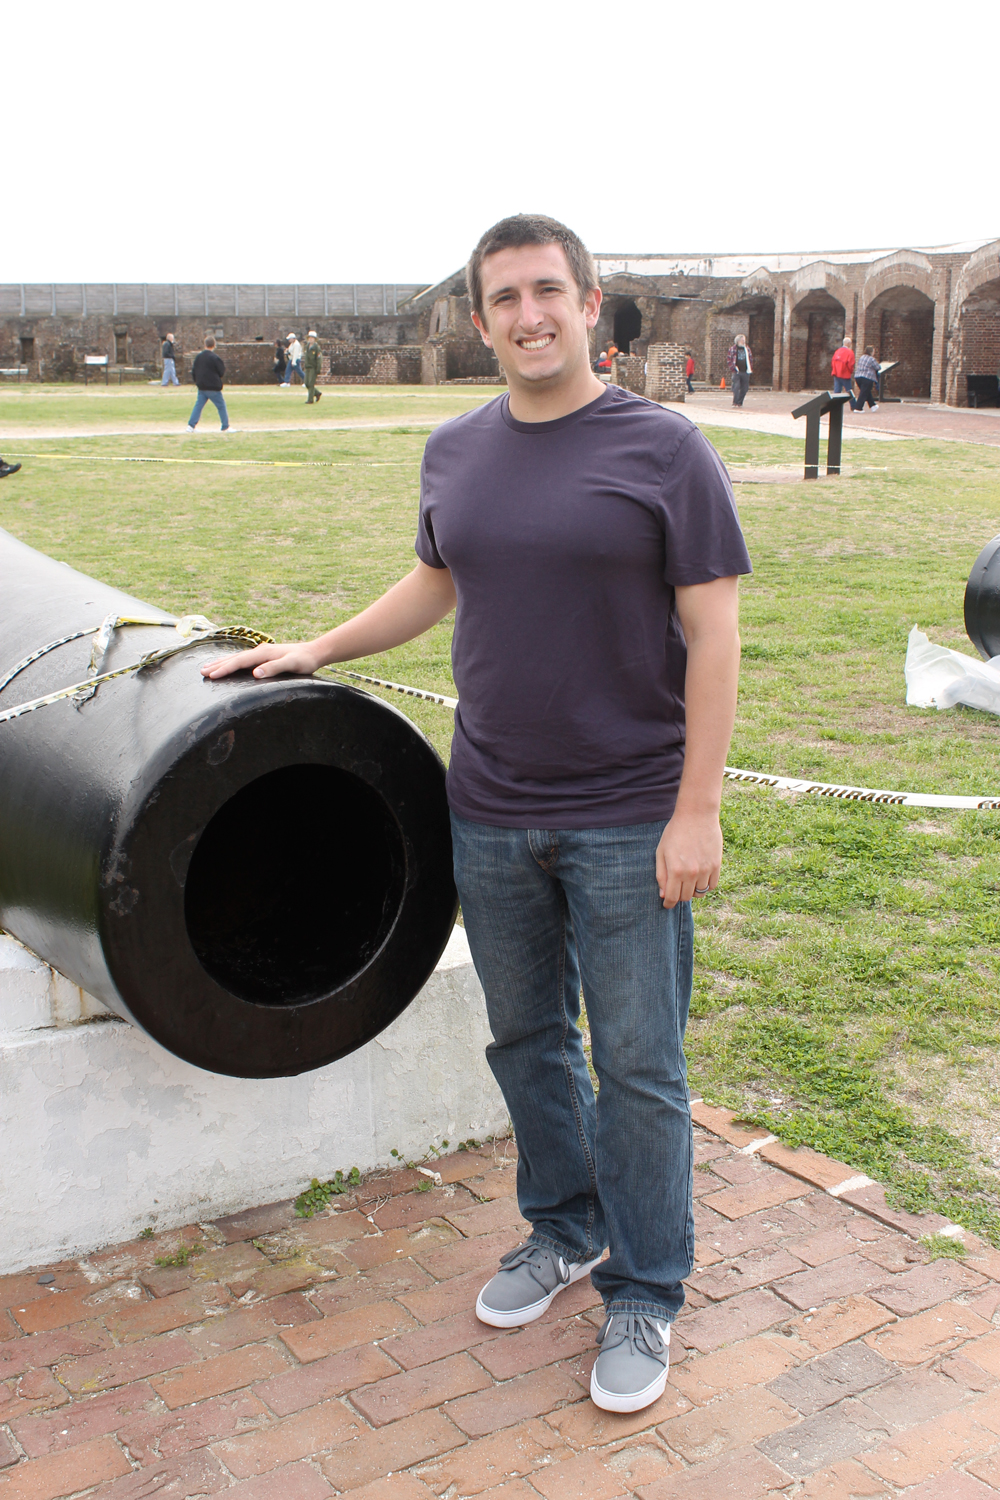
[202,214,751,1412]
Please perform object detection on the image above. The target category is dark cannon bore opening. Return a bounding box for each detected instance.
[184,764,406,1006]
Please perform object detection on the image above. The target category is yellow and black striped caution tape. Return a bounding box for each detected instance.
[2,452,416,469]
[0,615,171,696]
[0,616,272,724]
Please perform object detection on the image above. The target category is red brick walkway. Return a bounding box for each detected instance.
[2,1110,999,1497]
[687,389,1000,447]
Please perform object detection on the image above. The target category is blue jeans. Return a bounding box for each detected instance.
[187,390,229,429]
[450,813,694,1320]
[833,375,854,395]
[161,359,178,386]
[282,359,304,385]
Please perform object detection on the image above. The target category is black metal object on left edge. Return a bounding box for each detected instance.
[0,528,457,1078]
[792,391,851,479]
[965,533,1000,660]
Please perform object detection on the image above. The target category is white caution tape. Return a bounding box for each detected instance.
[7,645,997,811]
[335,672,1000,811]
[327,668,458,709]
[722,767,1000,811]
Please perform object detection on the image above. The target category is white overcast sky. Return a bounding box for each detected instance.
[7,0,997,286]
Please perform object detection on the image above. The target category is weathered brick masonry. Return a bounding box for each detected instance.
[591,241,1000,406]
[644,344,688,403]
[3,240,999,404]
[0,284,425,386]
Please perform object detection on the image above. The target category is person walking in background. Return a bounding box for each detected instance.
[727,335,752,407]
[303,332,323,404]
[186,336,230,432]
[160,333,179,386]
[851,346,880,412]
[281,333,304,387]
[273,337,287,384]
[685,352,695,393]
[831,335,855,396]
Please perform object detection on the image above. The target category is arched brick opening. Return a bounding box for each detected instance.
[863,286,934,398]
[790,290,845,390]
[957,276,1000,407]
[612,300,643,353]
[710,296,775,386]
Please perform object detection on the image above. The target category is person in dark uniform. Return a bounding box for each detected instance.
[303,332,323,404]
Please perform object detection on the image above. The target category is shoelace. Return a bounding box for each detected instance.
[597,1312,668,1361]
[497,1242,569,1293]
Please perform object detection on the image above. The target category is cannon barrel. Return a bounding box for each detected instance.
[0,528,457,1078]
[965,534,1000,660]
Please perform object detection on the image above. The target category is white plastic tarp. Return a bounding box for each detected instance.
[905,625,1000,715]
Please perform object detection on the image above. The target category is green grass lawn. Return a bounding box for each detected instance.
[3,396,1000,1242]
[0,381,495,431]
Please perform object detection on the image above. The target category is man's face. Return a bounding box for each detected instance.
[472,242,600,388]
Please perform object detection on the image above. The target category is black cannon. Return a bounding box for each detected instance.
[965,534,1000,660]
[0,528,457,1078]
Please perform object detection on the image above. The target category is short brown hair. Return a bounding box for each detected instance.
[865,344,875,355]
[466,214,599,319]
[204,334,216,349]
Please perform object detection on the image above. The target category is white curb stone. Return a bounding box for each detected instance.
[0,927,506,1273]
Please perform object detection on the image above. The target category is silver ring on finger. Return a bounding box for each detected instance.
[694,885,711,895]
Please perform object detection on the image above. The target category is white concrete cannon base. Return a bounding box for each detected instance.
[0,928,507,1274]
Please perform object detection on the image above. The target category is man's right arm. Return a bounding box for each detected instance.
[200,560,456,680]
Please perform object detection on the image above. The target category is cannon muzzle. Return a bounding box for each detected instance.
[0,528,457,1077]
[965,534,1000,660]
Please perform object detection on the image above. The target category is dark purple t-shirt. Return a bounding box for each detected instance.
[415,384,752,828]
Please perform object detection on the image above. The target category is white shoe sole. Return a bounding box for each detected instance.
[475,1254,603,1329]
[590,1361,669,1412]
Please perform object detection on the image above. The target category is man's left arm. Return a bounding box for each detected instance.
[656,574,741,908]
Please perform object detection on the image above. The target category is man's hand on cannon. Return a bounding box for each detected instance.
[200,562,457,685]
[201,641,323,680]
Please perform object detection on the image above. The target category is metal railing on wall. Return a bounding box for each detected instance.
[3,285,424,320]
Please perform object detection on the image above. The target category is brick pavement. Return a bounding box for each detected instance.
[684,389,1000,446]
[1,1115,999,1496]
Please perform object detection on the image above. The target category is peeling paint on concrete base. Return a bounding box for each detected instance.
[0,927,507,1272]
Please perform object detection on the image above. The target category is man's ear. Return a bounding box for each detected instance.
[471,311,494,350]
[584,287,602,330]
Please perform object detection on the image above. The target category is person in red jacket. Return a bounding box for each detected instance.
[685,353,695,393]
[831,337,855,395]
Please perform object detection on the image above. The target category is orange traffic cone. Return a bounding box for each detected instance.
[720,377,726,389]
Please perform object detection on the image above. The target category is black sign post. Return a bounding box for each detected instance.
[792,391,851,479]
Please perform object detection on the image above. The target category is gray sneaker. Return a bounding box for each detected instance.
[590,1312,670,1412]
[475,1242,603,1328]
